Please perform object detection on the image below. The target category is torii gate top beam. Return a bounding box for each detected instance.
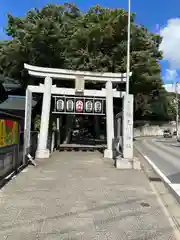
[24,64,132,83]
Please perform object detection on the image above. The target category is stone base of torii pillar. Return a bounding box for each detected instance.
[115,157,141,170]
[36,149,50,159]
[104,149,114,159]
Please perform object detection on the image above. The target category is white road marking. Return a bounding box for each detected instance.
[140,145,180,239]
[143,154,171,184]
[144,139,180,168]
[142,148,180,224]
[169,184,180,198]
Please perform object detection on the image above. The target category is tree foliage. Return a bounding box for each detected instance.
[0,3,172,119]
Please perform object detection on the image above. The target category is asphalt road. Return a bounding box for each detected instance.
[134,136,180,184]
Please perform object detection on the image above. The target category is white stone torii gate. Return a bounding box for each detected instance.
[23,63,133,164]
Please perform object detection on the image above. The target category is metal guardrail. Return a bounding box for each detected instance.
[0,130,72,181]
[0,144,20,180]
[0,131,40,181]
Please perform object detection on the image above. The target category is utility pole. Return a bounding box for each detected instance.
[126,0,131,95]
[175,82,179,138]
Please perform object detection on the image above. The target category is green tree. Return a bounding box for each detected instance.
[0,3,168,119]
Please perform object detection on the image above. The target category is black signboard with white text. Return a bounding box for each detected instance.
[53,96,105,115]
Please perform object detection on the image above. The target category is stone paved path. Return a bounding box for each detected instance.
[0,151,177,239]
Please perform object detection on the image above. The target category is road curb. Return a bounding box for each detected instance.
[134,145,180,205]
[143,155,171,184]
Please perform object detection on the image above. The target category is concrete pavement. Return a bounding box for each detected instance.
[0,151,177,239]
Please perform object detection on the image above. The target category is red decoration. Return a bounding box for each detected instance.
[76,100,83,112]
[5,120,14,133]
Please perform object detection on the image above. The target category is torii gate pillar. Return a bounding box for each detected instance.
[104,81,114,159]
[36,76,52,158]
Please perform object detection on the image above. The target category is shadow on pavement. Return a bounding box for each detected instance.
[1,195,157,233]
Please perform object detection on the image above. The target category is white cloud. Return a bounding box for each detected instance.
[164,83,180,93]
[164,69,178,82]
[159,18,180,69]
[164,84,175,93]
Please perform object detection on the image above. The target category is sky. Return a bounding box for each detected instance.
[0,0,180,92]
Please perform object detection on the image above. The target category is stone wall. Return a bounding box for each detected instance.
[134,122,176,137]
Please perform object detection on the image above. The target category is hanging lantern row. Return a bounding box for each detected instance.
[53,97,105,115]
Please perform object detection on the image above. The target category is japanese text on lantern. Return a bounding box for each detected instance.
[0,120,19,147]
